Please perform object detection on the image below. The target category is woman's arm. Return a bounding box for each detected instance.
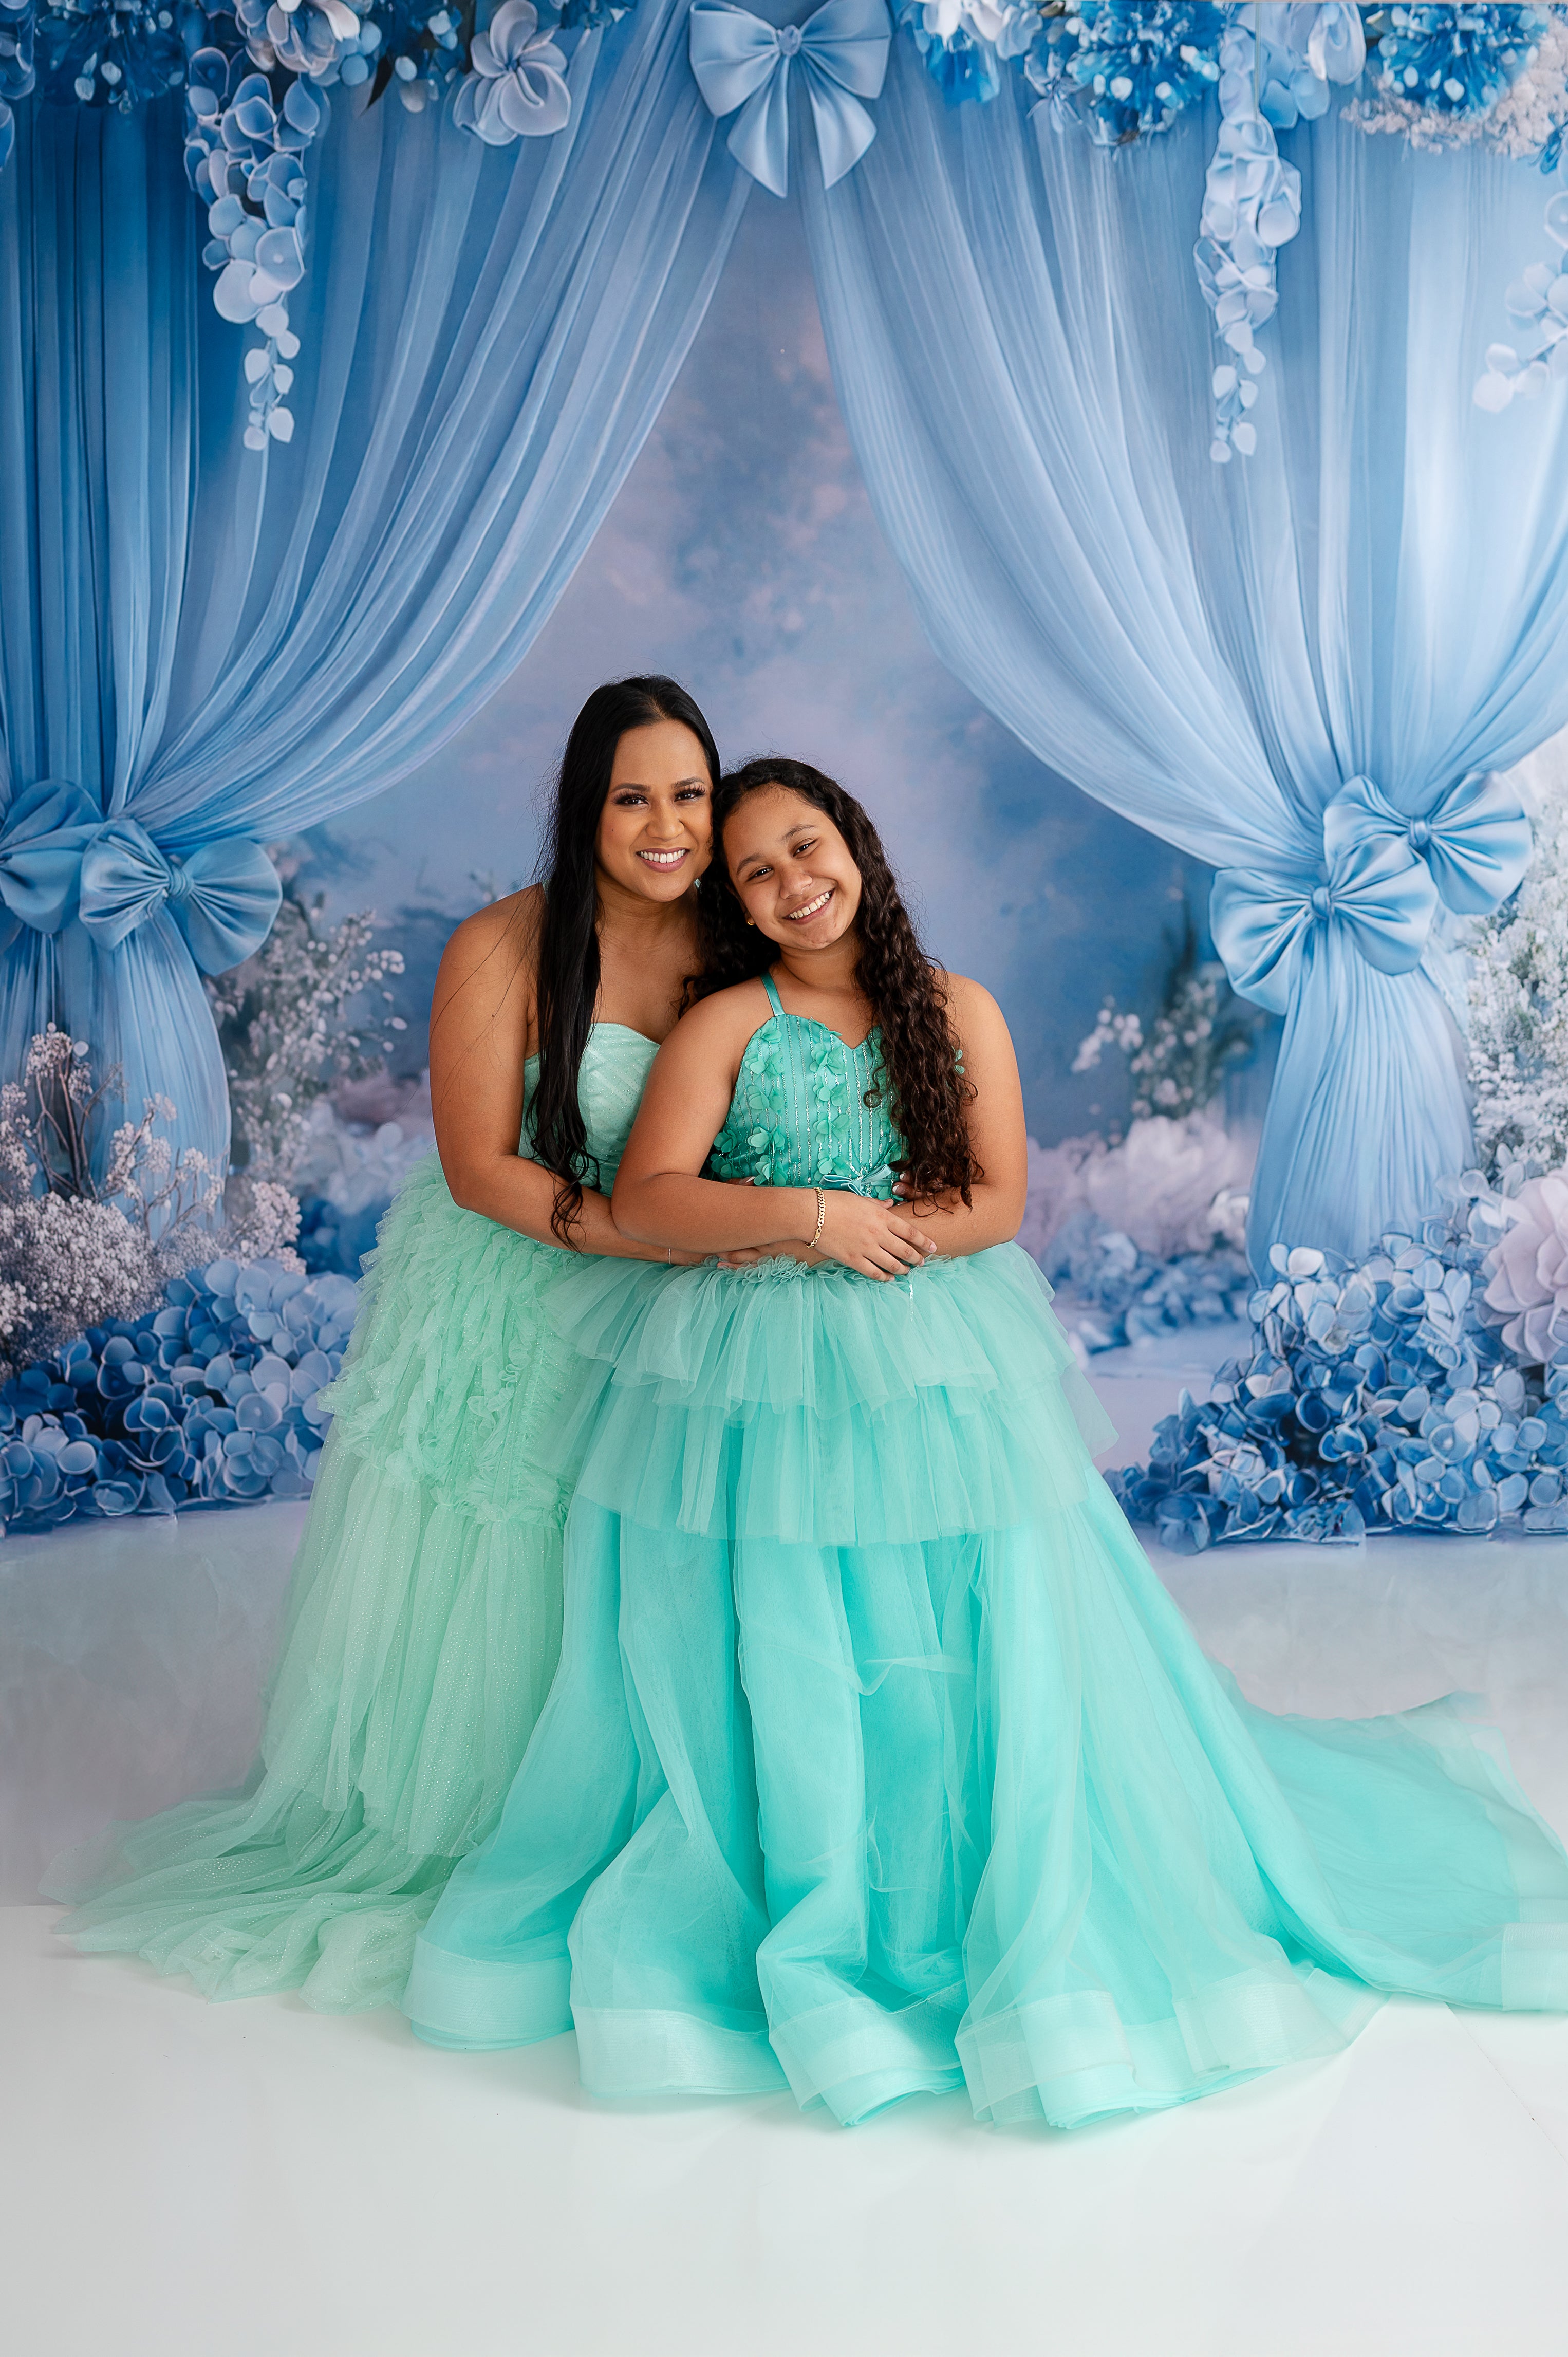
[613,993,938,1279]
[429,891,680,1261]
[893,975,1029,1257]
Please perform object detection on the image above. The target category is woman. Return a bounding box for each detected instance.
[406,756,1568,2129]
[46,677,719,2013]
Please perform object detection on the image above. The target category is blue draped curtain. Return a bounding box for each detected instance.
[0,0,748,1177]
[801,49,1568,1268]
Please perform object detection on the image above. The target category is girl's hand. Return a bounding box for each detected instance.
[814,1192,937,1280]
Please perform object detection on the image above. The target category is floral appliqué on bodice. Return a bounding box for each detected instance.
[710,974,905,1199]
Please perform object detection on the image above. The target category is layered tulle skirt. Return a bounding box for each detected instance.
[45,1159,589,2011]
[406,1244,1568,2127]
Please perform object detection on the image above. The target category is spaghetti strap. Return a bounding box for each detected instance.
[762,971,786,1019]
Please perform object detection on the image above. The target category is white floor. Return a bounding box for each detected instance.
[6,1359,1568,2355]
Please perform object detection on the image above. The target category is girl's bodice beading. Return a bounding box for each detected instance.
[709,975,902,1199]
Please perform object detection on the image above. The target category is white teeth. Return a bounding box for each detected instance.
[787,889,831,921]
[639,849,686,866]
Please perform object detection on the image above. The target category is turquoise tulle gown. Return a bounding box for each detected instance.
[45,1028,659,2012]
[405,977,1568,2128]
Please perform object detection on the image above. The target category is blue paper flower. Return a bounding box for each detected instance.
[1107,1179,1568,1550]
[0,1255,360,1532]
[1374,4,1546,117]
[1063,0,1224,144]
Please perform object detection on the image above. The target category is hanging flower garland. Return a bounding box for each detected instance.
[0,0,615,444]
[923,4,1568,461]
[6,3,1568,456]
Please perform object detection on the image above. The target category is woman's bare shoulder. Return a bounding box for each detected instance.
[432,886,541,1031]
[439,887,539,983]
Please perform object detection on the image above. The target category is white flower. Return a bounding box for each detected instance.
[204,876,405,1187]
[454,1,570,144]
[1468,775,1568,1170]
[1483,1170,1568,1364]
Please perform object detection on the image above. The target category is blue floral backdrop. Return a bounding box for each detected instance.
[7,2,1568,1540]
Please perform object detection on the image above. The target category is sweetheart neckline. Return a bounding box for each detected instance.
[523,1021,664,1069]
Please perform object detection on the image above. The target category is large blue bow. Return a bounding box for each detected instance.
[0,781,100,954]
[689,0,891,199]
[0,787,282,976]
[1210,770,1533,1014]
[79,819,283,976]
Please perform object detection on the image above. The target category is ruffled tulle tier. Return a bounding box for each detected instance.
[47,1170,585,2011]
[408,1244,1568,2125]
[542,1242,1118,1544]
[320,1156,588,1520]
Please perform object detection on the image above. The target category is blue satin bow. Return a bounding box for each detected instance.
[1210,771,1533,1014]
[0,787,282,976]
[0,781,100,954]
[689,0,891,199]
[79,819,282,975]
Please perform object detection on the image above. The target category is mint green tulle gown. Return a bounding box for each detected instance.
[405,978,1568,2128]
[45,1027,659,2012]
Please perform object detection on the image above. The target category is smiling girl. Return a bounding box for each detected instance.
[407,756,1568,2128]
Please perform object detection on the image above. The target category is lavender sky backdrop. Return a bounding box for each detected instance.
[303,191,1212,1143]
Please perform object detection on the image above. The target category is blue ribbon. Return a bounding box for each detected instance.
[0,781,100,955]
[1323,771,1533,917]
[0,788,282,976]
[689,0,891,199]
[79,819,282,976]
[1210,771,1532,1014]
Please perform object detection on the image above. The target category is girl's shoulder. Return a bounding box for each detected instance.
[677,973,773,1040]
[662,975,774,1087]
[934,971,1017,1080]
[936,967,1005,1029]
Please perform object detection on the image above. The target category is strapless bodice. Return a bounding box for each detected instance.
[520,1024,660,1193]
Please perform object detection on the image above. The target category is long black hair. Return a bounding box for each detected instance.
[530,675,720,1242]
[696,758,980,1203]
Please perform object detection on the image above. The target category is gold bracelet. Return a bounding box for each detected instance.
[810,1188,826,1251]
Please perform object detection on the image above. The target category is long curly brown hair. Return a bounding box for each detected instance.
[695,759,980,1202]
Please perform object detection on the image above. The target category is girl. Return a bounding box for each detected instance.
[47,678,720,2014]
[406,757,1568,2127]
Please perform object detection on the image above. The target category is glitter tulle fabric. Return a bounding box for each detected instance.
[407,981,1568,2127]
[45,1028,659,2011]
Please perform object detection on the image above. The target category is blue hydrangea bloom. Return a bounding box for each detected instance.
[0,1256,359,1532]
[1107,1180,1568,1552]
[295,1193,390,1278]
[1042,1215,1253,1352]
[1066,0,1224,143]
[1373,3,1546,116]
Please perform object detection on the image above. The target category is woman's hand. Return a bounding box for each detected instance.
[813,1192,937,1280]
[717,1239,816,1269]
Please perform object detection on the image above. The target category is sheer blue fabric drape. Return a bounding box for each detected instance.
[0,0,748,1175]
[801,51,1568,1267]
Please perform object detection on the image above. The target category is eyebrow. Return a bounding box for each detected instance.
[610,774,710,790]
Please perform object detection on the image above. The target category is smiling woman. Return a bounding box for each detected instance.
[45,677,724,2016]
